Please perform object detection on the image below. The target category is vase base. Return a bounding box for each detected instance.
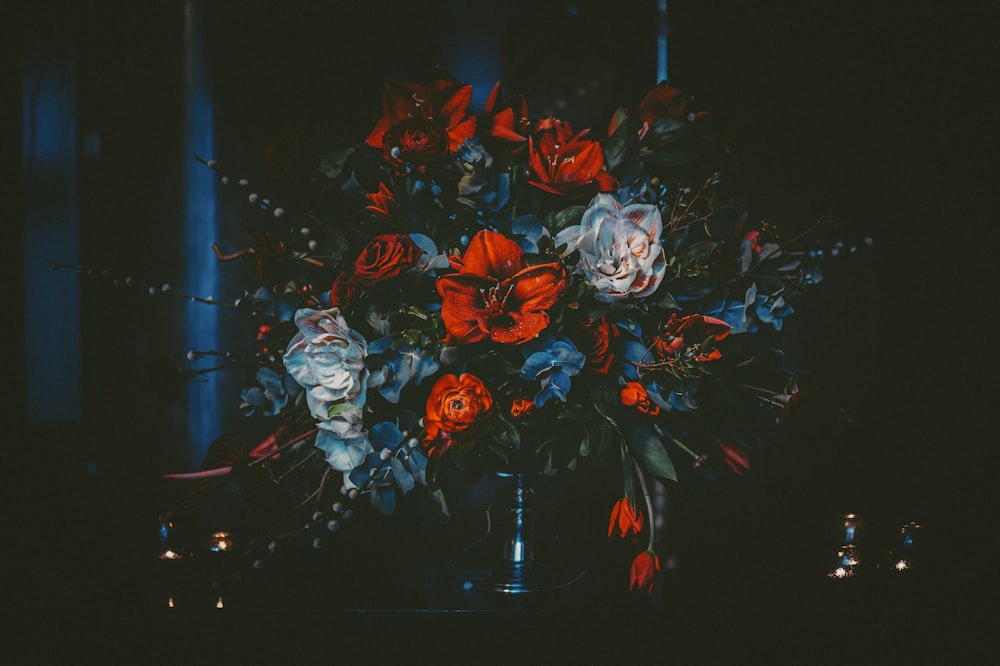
[477,561,548,595]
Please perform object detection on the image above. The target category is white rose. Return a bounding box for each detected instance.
[283,308,369,421]
[555,193,666,302]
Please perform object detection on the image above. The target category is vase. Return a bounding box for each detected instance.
[477,472,548,594]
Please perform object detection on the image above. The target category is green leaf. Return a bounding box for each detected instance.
[591,384,622,428]
[683,241,719,267]
[547,205,586,234]
[582,419,617,460]
[429,488,450,521]
[490,414,522,453]
[603,112,639,172]
[628,424,677,482]
[318,146,356,180]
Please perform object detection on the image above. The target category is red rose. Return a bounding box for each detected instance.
[352,234,423,285]
[629,550,660,594]
[621,382,660,416]
[436,230,566,345]
[608,497,644,538]
[423,373,493,458]
[527,117,618,197]
[328,273,358,307]
[568,316,618,375]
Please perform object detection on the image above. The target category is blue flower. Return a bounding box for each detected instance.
[755,293,794,331]
[376,345,440,404]
[239,366,292,417]
[520,335,586,407]
[510,214,549,254]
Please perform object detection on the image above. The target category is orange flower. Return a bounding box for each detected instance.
[364,182,397,219]
[366,77,477,165]
[653,313,731,362]
[629,550,660,594]
[483,81,530,144]
[608,498,644,538]
[436,230,566,345]
[621,382,660,416]
[510,397,535,418]
[423,373,493,457]
[527,118,618,197]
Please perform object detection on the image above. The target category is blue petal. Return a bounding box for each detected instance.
[370,421,404,449]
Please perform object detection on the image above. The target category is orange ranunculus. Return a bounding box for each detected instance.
[629,549,660,594]
[423,373,493,457]
[436,230,566,345]
[483,81,530,144]
[527,117,618,197]
[653,313,731,361]
[364,182,397,219]
[621,382,660,416]
[510,397,535,418]
[366,77,477,164]
[352,234,423,285]
[608,497,644,538]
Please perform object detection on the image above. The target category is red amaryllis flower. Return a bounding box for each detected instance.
[638,81,709,125]
[608,497,644,538]
[510,397,534,418]
[527,118,618,197]
[621,382,660,416]
[423,373,493,458]
[352,234,423,284]
[483,81,530,144]
[366,77,477,164]
[364,182,397,219]
[653,313,731,362]
[629,549,660,594]
[719,441,751,476]
[436,229,566,345]
[568,316,619,374]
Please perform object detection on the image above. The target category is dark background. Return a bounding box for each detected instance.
[9,0,995,659]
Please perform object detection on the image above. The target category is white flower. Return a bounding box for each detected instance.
[555,193,666,302]
[315,416,372,473]
[283,308,369,421]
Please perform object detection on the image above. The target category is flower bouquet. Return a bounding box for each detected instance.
[106,70,854,597]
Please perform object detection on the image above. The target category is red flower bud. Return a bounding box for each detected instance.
[608,497,644,538]
[621,382,660,416]
[719,441,751,476]
[629,549,660,594]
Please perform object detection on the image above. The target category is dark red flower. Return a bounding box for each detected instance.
[629,550,660,594]
[366,77,477,165]
[719,441,751,476]
[653,313,731,362]
[621,382,660,416]
[364,182,397,219]
[608,497,644,538]
[527,117,618,197]
[436,230,566,345]
[423,373,493,458]
[352,234,423,285]
[328,273,358,307]
[483,81,530,144]
[638,82,709,125]
[568,316,619,375]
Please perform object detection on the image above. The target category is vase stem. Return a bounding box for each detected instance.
[477,473,547,594]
